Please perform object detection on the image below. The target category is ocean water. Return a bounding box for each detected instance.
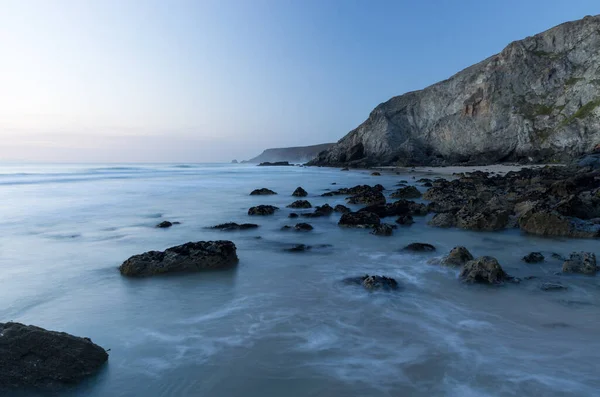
[1,163,599,397]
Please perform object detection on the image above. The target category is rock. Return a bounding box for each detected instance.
[302,204,335,218]
[334,204,351,213]
[209,222,259,231]
[307,16,600,168]
[250,188,277,195]
[395,215,414,225]
[360,200,428,218]
[338,211,381,228]
[288,213,299,218]
[371,172,381,176]
[231,159,238,164]
[346,190,386,206]
[156,221,173,228]
[577,153,600,169]
[0,322,108,389]
[455,209,511,231]
[428,213,456,228]
[287,200,312,209]
[519,210,600,238]
[551,253,566,260]
[562,252,598,275]
[284,244,314,252]
[294,223,313,231]
[245,144,335,164]
[343,274,399,291]
[119,241,239,277]
[403,243,436,252]
[292,187,308,197]
[258,161,292,166]
[422,182,433,187]
[248,205,279,215]
[417,178,433,183]
[370,223,395,236]
[341,167,349,171]
[459,256,509,284]
[390,186,421,199]
[323,184,384,197]
[540,282,568,291]
[522,252,545,263]
[281,225,292,231]
[439,246,474,267]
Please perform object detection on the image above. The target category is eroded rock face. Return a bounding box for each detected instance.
[439,246,474,267]
[562,252,597,275]
[459,256,508,284]
[343,275,399,291]
[292,187,308,197]
[520,210,600,238]
[248,205,279,216]
[287,200,312,209]
[119,241,239,277]
[308,16,600,167]
[0,322,108,389]
[250,188,277,195]
[338,211,381,228]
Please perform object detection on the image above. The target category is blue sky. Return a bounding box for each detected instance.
[0,0,598,162]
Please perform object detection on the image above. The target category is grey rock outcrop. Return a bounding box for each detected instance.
[0,322,108,389]
[308,16,600,167]
[459,256,509,284]
[562,252,597,274]
[119,241,238,277]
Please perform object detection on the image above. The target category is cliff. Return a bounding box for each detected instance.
[309,15,600,167]
[244,143,334,164]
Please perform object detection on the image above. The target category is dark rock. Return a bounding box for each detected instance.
[551,253,566,260]
[281,226,292,230]
[346,190,386,206]
[0,322,108,389]
[258,161,292,166]
[284,244,315,252]
[341,167,349,171]
[520,210,600,238]
[522,252,545,263]
[455,209,511,231]
[422,182,433,187]
[231,159,238,164]
[295,223,313,231]
[288,213,299,218]
[343,274,399,291]
[119,241,238,277]
[395,215,414,225]
[334,204,351,214]
[338,211,381,228]
[417,178,433,183]
[248,205,279,216]
[403,243,436,252]
[459,256,509,284]
[292,187,308,197]
[439,246,474,267]
[428,213,456,228]
[250,188,277,195]
[562,252,597,275]
[390,186,422,199]
[540,282,568,291]
[370,223,395,236]
[210,222,259,231]
[287,200,312,209]
[302,204,334,218]
[371,172,381,176]
[156,221,173,228]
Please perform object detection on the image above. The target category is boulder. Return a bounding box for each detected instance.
[209,222,259,231]
[287,200,312,209]
[395,215,414,225]
[334,204,351,214]
[156,221,173,228]
[439,246,474,267]
[371,172,381,176]
[455,209,511,231]
[258,161,292,166]
[540,282,568,291]
[119,241,238,277]
[522,252,544,263]
[519,210,600,238]
[390,186,422,199]
[0,322,108,389]
[459,256,508,284]
[292,187,308,197]
[302,204,335,218]
[248,205,279,216]
[370,223,395,236]
[403,243,436,252]
[343,275,399,291]
[562,252,597,275]
[250,188,277,195]
[295,223,313,231]
[428,213,456,228]
[338,211,381,228]
[346,190,386,206]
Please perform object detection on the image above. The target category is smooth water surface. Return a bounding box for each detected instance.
[1,163,598,397]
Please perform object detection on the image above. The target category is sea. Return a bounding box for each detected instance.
[1,163,598,397]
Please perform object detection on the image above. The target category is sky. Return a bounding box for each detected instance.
[0,0,598,163]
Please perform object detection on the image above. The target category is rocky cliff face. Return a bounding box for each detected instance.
[309,15,600,167]
[244,143,334,164]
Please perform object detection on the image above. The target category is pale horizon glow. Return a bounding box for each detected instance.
[1,0,598,162]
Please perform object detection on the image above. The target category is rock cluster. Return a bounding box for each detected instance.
[248,205,279,215]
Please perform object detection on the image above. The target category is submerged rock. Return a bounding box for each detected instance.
[370,223,395,236]
[395,214,415,225]
[294,223,313,231]
[562,252,598,275]
[209,222,259,231]
[439,246,474,267]
[338,211,381,228]
[292,187,308,197]
[302,204,334,218]
[119,240,239,277]
[343,274,399,291]
[156,221,173,228]
[523,252,545,263]
[248,205,279,216]
[390,186,421,199]
[287,200,312,209]
[459,256,508,284]
[249,188,277,195]
[0,322,108,389]
[371,172,381,176]
[402,243,436,252]
[334,204,351,214]
[288,213,299,218]
[540,282,568,291]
